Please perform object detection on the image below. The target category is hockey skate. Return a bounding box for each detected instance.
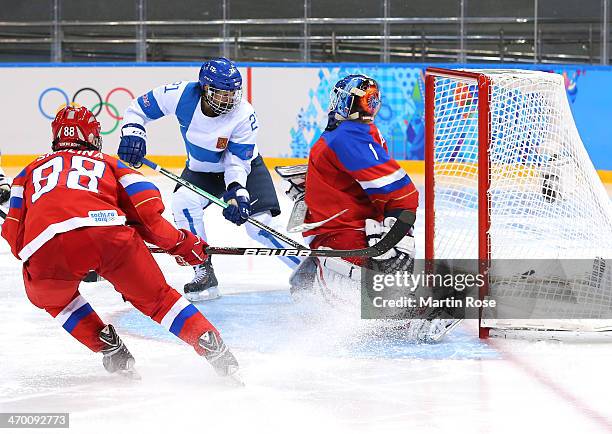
[99,324,141,380]
[288,256,316,300]
[406,318,463,343]
[199,330,243,385]
[184,258,220,302]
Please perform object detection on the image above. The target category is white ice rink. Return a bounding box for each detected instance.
[2,174,612,434]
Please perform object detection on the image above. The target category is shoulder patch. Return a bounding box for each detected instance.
[216,137,229,150]
[141,93,152,108]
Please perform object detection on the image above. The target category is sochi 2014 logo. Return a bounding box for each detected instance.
[38,87,135,134]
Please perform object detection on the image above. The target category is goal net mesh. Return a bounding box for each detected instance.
[430,69,612,331]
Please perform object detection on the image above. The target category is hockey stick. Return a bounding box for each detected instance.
[140,157,302,248]
[139,157,415,258]
[288,208,348,233]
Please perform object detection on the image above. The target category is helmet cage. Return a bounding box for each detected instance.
[203,85,243,115]
[198,57,243,115]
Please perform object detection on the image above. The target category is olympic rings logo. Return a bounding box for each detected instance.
[38,87,135,135]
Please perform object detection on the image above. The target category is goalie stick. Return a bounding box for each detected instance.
[139,157,415,258]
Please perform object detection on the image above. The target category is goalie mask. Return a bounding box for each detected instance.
[199,57,243,115]
[51,106,102,152]
[329,74,382,122]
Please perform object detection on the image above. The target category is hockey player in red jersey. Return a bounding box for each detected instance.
[1,106,240,379]
[303,74,418,266]
[283,75,460,342]
[283,74,418,302]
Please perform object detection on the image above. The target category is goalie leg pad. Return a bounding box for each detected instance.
[289,256,317,297]
[311,257,362,310]
[274,164,308,202]
[404,318,463,343]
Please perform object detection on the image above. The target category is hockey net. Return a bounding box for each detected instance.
[425,67,612,336]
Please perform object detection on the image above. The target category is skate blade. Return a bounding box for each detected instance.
[426,319,464,343]
[116,367,142,380]
[185,287,221,302]
[226,370,245,387]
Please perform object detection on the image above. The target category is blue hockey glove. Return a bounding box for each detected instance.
[222,183,251,226]
[118,123,147,166]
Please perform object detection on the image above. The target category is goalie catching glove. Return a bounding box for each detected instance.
[365,216,415,273]
[167,229,207,266]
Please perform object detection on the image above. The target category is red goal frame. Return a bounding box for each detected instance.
[424,67,492,339]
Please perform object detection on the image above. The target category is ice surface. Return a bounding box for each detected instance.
[1,175,612,433]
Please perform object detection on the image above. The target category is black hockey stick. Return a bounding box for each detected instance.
[139,157,415,258]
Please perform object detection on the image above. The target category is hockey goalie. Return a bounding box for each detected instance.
[279,74,461,342]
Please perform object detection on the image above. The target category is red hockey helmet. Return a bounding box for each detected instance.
[51,105,102,151]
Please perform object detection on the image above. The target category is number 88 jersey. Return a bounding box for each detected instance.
[2,149,166,261]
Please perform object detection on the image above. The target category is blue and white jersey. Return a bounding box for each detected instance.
[123,81,259,187]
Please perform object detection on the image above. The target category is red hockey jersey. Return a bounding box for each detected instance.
[2,149,181,261]
[304,120,418,237]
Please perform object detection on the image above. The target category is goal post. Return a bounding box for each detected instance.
[424,67,612,338]
[425,68,492,338]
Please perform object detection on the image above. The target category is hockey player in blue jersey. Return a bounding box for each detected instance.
[118,57,297,301]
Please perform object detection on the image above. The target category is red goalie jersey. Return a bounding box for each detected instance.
[2,149,182,261]
[304,120,419,238]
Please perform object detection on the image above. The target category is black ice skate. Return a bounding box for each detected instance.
[184,258,219,302]
[99,324,141,380]
[199,330,243,385]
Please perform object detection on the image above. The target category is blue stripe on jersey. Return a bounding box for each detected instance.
[186,145,223,163]
[175,82,223,164]
[63,303,94,333]
[363,175,410,196]
[9,197,22,209]
[124,181,159,196]
[117,160,130,169]
[169,304,198,336]
[138,91,164,120]
[324,122,390,172]
[182,208,197,235]
[227,141,255,160]
[14,168,26,180]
